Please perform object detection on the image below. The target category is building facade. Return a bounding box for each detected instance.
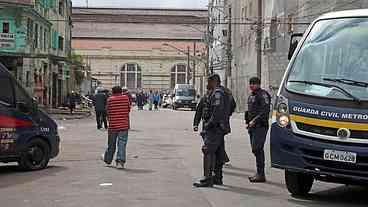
[0,0,72,108]
[210,0,368,111]
[72,7,207,94]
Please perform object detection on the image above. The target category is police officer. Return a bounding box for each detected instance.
[245,77,271,183]
[193,74,231,187]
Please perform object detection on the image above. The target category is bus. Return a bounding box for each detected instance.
[271,9,368,196]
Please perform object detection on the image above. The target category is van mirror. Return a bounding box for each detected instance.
[32,97,38,112]
[288,33,303,60]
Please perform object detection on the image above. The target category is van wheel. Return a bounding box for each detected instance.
[285,170,314,196]
[18,138,50,171]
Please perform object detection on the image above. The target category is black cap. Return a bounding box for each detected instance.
[249,77,261,85]
[208,73,221,83]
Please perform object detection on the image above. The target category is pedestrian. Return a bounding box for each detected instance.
[94,88,108,130]
[245,77,271,183]
[153,91,160,110]
[148,90,154,111]
[136,91,145,110]
[68,91,77,114]
[103,86,131,169]
[193,74,232,188]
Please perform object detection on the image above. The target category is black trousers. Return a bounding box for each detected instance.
[248,127,268,176]
[201,130,225,180]
[96,110,108,129]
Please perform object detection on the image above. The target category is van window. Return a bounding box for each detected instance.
[14,82,32,106]
[287,18,368,101]
[0,77,14,106]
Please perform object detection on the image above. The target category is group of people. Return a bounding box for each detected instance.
[91,74,271,182]
[192,74,271,187]
[136,91,162,111]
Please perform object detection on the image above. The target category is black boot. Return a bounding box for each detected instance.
[249,174,266,183]
[193,153,215,188]
[193,177,214,187]
[213,177,223,185]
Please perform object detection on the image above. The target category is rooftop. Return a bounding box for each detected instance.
[72,7,207,40]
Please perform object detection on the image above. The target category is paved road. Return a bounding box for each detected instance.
[0,109,368,207]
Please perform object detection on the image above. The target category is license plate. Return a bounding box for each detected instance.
[323,150,357,163]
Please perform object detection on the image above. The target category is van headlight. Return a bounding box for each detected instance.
[275,95,290,128]
[277,103,288,114]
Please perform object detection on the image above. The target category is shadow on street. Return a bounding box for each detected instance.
[289,185,368,206]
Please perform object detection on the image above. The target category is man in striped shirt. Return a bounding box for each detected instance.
[103,86,131,168]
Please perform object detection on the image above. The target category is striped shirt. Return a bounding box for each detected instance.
[107,94,131,131]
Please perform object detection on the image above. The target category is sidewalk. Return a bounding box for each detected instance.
[43,107,92,120]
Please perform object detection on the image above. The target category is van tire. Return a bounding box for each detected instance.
[18,138,50,171]
[285,170,314,196]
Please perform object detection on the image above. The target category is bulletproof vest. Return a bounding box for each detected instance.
[247,88,271,127]
[207,86,231,134]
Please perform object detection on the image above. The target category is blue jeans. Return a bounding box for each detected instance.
[104,130,129,164]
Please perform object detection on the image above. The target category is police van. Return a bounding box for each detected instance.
[0,63,60,170]
[172,84,197,110]
[271,9,368,196]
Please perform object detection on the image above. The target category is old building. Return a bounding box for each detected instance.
[0,0,73,107]
[210,0,368,111]
[72,7,208,94]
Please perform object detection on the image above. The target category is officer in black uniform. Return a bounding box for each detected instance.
[193,74,231,187]
[245,77,271,183]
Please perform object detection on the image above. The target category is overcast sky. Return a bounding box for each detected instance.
[72,0,208,8]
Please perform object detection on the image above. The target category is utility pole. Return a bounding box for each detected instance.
[193,42,196,87]
[225,7,232,88]
[187,46,190,84]
[257,0,263,79]
[86,0,89,7]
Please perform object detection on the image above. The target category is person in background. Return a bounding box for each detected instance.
[103,86,131,169]
[148,90,154,111]
[68,91,77,114]
[153,91,161,110]
[136,91,145,110]
[245,77,271,183]
[94,88,108,130]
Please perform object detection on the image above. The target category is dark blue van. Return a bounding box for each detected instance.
[0,63,60,170]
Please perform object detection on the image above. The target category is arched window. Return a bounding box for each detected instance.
[170,64,187,88]
[121,63,142,89]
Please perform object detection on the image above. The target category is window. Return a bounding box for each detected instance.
[35,23,39,48]
[58,36,64,51]
[44,29,48,51]
[27,18,33,42]
[170,64,188,88]
[40,26,43,50]
[0,77,14,106]
[2,22,9,33]
[120,63,142,89]
[14,82,32,106]
[59,0,64,16]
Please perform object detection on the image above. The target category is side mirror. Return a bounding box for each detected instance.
[32,97,38,112]
[288,33,303,60]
